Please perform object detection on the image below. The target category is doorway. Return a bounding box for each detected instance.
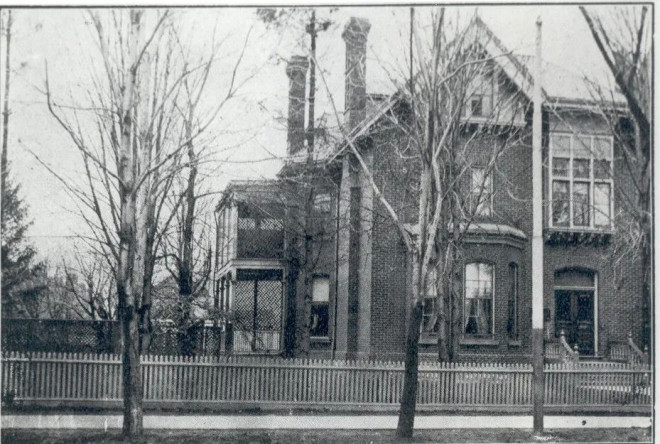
[555,290,595,355]
[554,268,597,356]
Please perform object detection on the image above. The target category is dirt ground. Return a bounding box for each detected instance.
[1,428,653,443]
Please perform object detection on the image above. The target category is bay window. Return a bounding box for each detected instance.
[464,262,494,337]
[549,133,613,229]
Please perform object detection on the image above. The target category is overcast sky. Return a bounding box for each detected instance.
[2,5,620,261]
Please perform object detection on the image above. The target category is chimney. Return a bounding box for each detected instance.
[286,55,309,156]
[342,17,371,132]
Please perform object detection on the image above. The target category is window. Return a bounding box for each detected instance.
[464,262,494,337]
[421,266,440,334]
[507,263,518,340]
[313,193,332,214]
[471,167,493,216]
[549,133,613,229]
[310,276,330,338]
[466,71,495,118]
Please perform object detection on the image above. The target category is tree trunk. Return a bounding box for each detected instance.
[396,165,430,439]
[396,297,423,437]
[117,9,143,438]
[178,120,197,356]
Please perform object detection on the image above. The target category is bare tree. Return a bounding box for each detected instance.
[315,10,527,437]
[580,5,651,348]
[41,9,204,437]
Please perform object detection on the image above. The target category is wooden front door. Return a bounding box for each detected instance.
[555,290,595,355]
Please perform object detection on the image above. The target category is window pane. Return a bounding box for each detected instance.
[573,182,590,226]
[594,183,611,227]
[471,96,484,116]
[422,298,439,333]
[465,299,492,336]
[573,159,590,179]
[552,134,571,156]
[464,263,493,336]
[310,303,329,337]
[314,193,331,213]
[552,180,570,226]
[552,158,569,177]
[425,267,438,297]
[312,277,330,302]
[593,137,612,159]
[594,160,611,179]
[574,135,592,157]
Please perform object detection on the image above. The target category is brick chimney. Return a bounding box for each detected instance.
[286,55,308,156]
[342,17,371,132]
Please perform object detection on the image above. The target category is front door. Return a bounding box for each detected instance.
[555,290,595,355]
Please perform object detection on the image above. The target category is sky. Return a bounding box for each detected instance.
[1,5,624,261]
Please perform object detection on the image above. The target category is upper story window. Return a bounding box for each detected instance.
[470,167,493,217]
[549,133,613,230]
[466,71,495,118]
[464,262,494,337]
[313,193,332,214]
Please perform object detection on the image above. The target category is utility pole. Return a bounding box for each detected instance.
[532,16,545,435]
[2,10,12,196]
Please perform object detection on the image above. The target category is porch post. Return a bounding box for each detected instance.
[532,16,545,435]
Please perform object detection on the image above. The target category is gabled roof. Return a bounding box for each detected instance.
[328,15,625,164]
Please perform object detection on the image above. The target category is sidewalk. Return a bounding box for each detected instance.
[2,414,652,430]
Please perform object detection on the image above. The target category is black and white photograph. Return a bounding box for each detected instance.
[0,3,653,443]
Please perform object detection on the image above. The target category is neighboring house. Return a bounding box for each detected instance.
[214,16,644,362]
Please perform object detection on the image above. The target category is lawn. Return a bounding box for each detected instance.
[1,428,652,443]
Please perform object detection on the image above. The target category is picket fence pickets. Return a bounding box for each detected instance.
[1,351,651,409]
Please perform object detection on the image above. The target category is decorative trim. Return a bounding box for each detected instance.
[543,229,612,246]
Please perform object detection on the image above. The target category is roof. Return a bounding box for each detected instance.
[517,56,625,108]
[216,180,283,210]
[327,15,626,163]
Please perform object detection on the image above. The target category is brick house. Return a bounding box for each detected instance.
[214,16,645,362]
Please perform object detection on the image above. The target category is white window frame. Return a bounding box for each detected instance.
[548,132,614,230]
[464,262,495,338]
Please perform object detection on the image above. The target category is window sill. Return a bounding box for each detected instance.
[419,335,438,345]
[459,337,499,346]
[508,340,522,347]
[310,336,331,344]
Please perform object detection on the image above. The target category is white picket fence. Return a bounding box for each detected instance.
[1,352,651,409]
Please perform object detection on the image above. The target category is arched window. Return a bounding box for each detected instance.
[464,262,494,337]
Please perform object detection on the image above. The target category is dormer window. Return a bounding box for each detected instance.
[549,133,613,230]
